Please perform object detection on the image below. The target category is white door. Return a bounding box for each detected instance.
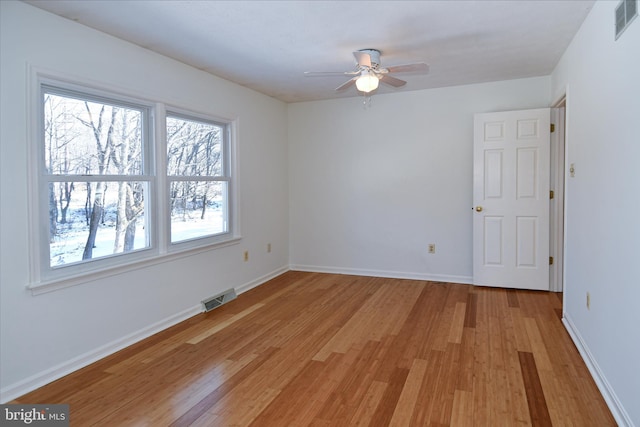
[473,108,550,290]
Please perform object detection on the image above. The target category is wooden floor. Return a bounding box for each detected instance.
[15,271,615,426]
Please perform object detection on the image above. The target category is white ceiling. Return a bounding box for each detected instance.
[24,0,595,103]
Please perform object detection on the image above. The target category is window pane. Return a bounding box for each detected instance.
[44,92,143,176]
[170,181,227,243]
[48,181,149,267]
[166,116,223,177]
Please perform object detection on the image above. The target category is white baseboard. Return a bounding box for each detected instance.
[562,314,634,427]
[289,264,473,285]
[0,304,202,404]
[0,265,291,404]
[235,265,290,295]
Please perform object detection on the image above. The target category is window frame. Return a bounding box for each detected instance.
[27,72,240,295]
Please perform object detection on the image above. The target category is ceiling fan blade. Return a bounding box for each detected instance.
[380,74,406,88]
[353,51,372,68]
[305,71,360,77]
[384,63,429,74]
[335,77,357,91]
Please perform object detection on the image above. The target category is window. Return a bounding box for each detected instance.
[41,86,152,270]
[166,114,230,245]
[31,78,237,290]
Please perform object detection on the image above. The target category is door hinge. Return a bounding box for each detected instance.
[549,256,554,265]
[550,123,555,133]
[550,190,554,199]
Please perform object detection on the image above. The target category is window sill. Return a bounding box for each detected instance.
[26,237,241,296]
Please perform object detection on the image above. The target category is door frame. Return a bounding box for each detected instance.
[550,96,567,292]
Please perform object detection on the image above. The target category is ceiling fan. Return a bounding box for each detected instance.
[304,49,429,94]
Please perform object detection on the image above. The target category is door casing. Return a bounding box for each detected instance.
[549,103,566,292]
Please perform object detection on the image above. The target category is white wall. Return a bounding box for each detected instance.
[551,1,640,425]
[289,77,551,282]
[0,1,289,401]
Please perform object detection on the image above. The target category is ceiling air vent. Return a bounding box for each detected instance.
[615,0,638,39]
[202,289,237,312]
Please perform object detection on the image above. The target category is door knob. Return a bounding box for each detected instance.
[475,206,483,212]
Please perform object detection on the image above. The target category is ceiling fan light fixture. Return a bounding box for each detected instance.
[355,71,379,93]
[305,49,428,96]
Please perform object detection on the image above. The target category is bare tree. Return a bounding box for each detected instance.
[200,129,221,219]
[112,111,144,252]
[78,103,116,260]
[44,94,80,239]
[166,118,222,222]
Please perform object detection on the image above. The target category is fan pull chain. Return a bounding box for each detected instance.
[362,94,373,109]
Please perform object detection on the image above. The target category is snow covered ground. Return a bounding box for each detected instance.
[49,198,224,267]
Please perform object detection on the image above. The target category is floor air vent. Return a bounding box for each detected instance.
[202,289,237,312]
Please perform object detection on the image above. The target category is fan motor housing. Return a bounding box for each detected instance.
[358,49,381,67]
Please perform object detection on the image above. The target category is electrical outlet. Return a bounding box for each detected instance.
[243,251,249,262]
[428,244,436,254]
[267,243,271,253]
